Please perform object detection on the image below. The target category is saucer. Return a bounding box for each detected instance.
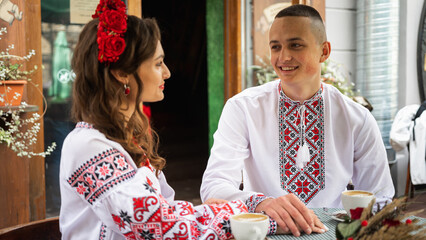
[330,210,348,222]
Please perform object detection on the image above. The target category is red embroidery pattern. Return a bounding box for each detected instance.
[76,121,94,129]
[201,210,232,239]
[245,194,277,235]
[167,223,190,240]
[175,201,195,217]
[68,148,136,204]
[279,88,325,204]
[98,223,107,240]
[245,194,268,213]
[112,192,248,240]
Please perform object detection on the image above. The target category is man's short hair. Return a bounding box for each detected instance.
[275,4,327,43]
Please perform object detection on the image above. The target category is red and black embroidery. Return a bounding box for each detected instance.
[112,195,184,239]
[144,177,156,193]
[76,121,94,129]
[278,87,325,204]
[201,210,233,239]
[245,194,277,235]
[99,223,107,240]
[245,193,268,213]
[112,195,249,239]
[68,148,136,204]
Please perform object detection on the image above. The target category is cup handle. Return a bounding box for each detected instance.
[253,226,262,240]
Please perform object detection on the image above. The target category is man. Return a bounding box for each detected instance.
[201,4,394,237]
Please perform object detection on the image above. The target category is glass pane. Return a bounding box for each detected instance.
[356,0,399,147]
[244,0,292,89]
[42,0,84,217]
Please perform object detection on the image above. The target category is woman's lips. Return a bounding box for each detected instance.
[159,84,165,90]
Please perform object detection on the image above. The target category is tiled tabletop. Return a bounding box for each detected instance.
[267,208,426,240]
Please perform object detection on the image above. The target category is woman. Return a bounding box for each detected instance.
[59,1,277,239]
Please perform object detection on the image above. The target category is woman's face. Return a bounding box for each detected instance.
[137,40,171,102]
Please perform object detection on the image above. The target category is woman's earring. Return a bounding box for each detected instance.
[124,84,130,96]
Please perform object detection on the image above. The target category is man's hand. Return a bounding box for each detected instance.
[255,194,327,236]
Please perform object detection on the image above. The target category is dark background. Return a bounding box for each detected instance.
[142,1,209,182]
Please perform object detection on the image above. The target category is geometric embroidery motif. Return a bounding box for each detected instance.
[279,86,325,204]
[76,121,94,129]
[98,223,107,240]
[113,196,182,240]
[207,210,233,239]
[112,197,249,239]
[68,148,136,205]
[245,194,277,235]
[245,193,268,213]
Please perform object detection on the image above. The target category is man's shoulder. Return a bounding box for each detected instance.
[229,80,279,103]
[323,83,369,113]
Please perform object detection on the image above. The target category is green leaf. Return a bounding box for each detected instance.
[336,220,361,239]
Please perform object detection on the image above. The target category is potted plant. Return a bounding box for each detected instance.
[0,27,56,158]
[0,27,38,106]
[251,56,373,111]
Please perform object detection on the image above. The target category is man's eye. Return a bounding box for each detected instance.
[291,43,302,48]
[270,45,280,50]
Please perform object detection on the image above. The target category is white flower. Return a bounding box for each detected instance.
[0,107,56,158]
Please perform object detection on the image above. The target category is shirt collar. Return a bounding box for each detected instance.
[75,122,94,129]
[278,82,323,105]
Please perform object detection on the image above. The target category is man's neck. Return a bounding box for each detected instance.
[280,81,321,103]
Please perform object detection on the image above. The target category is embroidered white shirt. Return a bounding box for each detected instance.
[59,122,251,239]
[201,80,394,208]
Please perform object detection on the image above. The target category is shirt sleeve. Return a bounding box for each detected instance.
[65,143,250,239]
[352,112,395,206]
[201,99,266,203]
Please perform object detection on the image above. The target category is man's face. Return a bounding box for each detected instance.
[269,16,329,88]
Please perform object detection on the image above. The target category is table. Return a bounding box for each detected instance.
[267,208,426,240]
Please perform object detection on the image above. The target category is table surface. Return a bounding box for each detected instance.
[267,208,426,240]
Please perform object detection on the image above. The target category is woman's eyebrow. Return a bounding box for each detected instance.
[154,54,165,60]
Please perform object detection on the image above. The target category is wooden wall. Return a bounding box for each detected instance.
[0,0,45,229]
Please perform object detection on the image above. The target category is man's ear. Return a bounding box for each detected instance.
[110,69,129,84]
[320,41,331,63]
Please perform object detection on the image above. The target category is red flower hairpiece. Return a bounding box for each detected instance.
[92,0,127,64]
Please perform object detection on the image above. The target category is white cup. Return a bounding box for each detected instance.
[341,190,375,218]
[230,213,269,240]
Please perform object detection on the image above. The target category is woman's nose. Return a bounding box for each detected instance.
[163,64,171,79]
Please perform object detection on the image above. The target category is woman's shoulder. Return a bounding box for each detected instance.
[62,123,108,151]
[61,122,132,172]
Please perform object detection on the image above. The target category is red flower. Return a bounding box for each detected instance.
[349,207,364,220]
[106,0,126,10]
[100,9,127,34]
[361,220,368,227]
[383,219,400,227]
[98,34,126,63]
[405,219,412,224]
[92,0,127,64]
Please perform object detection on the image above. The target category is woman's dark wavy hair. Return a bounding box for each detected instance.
[71,16,165,175]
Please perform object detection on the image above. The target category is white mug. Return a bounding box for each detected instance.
[341,190,375,218]
[230,213,269,240]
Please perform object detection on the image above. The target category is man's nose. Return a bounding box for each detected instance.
[279,49,292,62]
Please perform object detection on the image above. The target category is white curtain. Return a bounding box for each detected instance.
[356,0,400,147]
